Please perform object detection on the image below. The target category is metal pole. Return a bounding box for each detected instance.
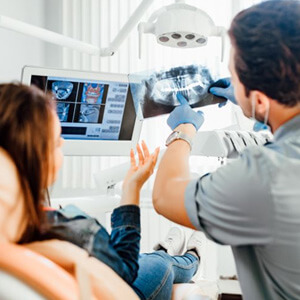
[0,15,101,55]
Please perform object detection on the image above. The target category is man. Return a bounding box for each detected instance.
[152,1,300,299]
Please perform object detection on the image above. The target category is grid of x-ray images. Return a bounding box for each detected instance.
[47,80,108,124]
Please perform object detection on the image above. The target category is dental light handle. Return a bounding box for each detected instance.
[138,6,167,59]
[147,6,167,24]
[138,23,144,59]
[220,27,226,62]
[138,22,155,59]
[212,26,226,62]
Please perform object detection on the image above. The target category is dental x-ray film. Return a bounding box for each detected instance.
[129,64,226,119]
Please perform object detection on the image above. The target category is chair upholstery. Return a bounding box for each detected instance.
[0,242,79,300]
[0,270,47,300]
[0,240,140,300]
[26,239,139,300]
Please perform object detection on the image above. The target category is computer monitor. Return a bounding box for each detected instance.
[21,66,142,156]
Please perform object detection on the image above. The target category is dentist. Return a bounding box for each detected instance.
[153,1,300,299]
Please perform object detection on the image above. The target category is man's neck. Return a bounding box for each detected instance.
[269,101,300,133]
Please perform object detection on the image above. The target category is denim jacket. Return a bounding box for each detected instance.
[42,204,141,285]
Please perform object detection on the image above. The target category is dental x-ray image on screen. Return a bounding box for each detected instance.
[129,64,226,119]
[79,104,100,123]
[81,83,105,104]
[49,80,79,122]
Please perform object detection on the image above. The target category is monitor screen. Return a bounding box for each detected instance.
[21,66,142,156]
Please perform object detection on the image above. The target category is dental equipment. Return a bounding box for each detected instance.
[0,0,154,57]
[0,0,225,60]
[94,130,273,195]
[138,0,226,60]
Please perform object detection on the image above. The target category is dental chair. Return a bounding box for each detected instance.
[0,240,217,300]
[0,242,78,300]
[0,240,140,300]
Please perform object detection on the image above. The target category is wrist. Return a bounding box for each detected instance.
[174,124,197,138]
[121,182,140,206]
[166,129,194,151]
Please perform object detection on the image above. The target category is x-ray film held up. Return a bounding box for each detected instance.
[129,64,226,119]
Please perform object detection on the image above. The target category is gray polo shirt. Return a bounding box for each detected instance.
[185,114,300,300]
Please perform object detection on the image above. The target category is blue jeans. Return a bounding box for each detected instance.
[133,251,199,300]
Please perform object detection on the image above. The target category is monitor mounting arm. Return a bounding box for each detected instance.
[0,0,154,57]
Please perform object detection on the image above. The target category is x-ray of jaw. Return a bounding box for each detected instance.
[129,64,226,119]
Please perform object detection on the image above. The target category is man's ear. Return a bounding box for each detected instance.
[250,90,270,115]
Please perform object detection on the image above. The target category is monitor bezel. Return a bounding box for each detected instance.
[21,65,143,156]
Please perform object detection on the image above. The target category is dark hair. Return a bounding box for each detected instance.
[0,83,55,243]
[229,0,300,107]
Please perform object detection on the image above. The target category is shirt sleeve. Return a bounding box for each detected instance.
[185,147,274,246]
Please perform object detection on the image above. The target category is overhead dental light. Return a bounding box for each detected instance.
[138,0,226,60]
[0,0,225,60]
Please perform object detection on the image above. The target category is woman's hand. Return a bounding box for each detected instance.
[121,141,160,206]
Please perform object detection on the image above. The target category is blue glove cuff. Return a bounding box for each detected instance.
[167,105,204,131]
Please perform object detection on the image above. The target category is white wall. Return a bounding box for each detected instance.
[0,0,45,82]
[44,0,63,68]
[0,0,64,83]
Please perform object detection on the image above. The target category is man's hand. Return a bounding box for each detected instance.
[209,78,269,131]
[209,77,237,106]
[167,92,204,131]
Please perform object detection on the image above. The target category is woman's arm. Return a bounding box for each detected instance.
[108,142,159,283]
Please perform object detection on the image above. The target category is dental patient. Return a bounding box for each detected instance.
[0,83,204,300]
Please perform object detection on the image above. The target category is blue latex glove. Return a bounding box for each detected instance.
[167,92,204,131]
[209,77,237,106]
[209,77,269,131]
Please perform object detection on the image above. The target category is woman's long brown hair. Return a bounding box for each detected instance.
[0,83,55,243]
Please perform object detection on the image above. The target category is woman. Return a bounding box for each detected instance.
[0,83,202,300]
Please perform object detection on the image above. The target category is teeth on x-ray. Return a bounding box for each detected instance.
[151,65,213,106]
[129,64,226,119]
[52,81,74,100]
[57,102,70,122]
[79,104,100,123]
